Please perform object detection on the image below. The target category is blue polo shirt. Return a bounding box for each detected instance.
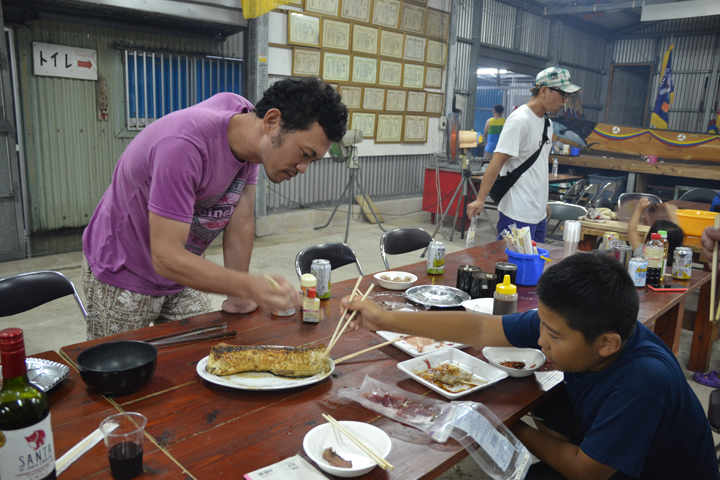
[503,310,717,480]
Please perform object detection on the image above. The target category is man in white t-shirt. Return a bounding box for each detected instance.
[467,67,581,242]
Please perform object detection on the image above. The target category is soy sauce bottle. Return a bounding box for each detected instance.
[0,328,56,480]
[492,275,518,315]
[644,233,664,287]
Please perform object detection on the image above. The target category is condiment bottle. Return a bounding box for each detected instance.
[492,275,518,315]
[0,328,56,480]
[300,273,317,298]
[303,287,320,323]
[658,230,669,281]
[644,233,664,287]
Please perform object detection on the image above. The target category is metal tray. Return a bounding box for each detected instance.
[25,358,70,393]
[405,285,470,308]
[369,291,428,312]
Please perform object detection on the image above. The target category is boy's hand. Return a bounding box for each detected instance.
[701,226,720,262]
[339,296,387,331]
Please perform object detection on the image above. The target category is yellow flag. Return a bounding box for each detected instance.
[242,0,297,19]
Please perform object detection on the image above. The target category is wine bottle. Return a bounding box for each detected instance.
[0,328,56,480]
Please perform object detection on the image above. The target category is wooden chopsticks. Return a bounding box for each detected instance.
[325,282,374,357]
[321,414,393,471]
[333,337,404,364]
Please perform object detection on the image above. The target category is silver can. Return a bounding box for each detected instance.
[612,244,633,268]
[310,259,331,299]
[427,241,445,275]
[628,257,647,287]
[672,247,693,280]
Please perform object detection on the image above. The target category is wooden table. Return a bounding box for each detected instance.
[49,241,706,479]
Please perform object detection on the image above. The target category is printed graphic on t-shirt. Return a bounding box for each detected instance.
[186,177,246,254]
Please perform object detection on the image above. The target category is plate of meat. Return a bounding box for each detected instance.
[196,343,334,390]
[398,348,507,399]
[376,331,468,357]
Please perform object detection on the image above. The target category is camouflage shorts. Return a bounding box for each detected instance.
[82,256,212,340]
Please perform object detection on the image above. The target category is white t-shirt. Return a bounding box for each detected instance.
[493,104,553,224]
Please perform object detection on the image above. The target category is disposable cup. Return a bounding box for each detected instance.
[100,412,146,480]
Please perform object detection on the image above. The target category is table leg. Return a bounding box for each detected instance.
[430,212,436,224]
[652,299,685,356]
[688,280,719,372]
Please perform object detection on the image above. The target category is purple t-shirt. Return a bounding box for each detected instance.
[83,93,259,295]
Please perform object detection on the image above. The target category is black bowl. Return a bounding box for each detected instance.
[77,341,157,396]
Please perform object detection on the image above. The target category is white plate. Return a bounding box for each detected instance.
[482,347,546,378]
[303,421,392,478]
[398,348,508,399]
[196,355,334,390]
[377,331,467,357]
[461,298,494,314]
[373,271,418,291]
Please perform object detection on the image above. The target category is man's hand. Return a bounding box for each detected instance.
[222,297,259,314]
[467,199,485,219]
[701,226,720,263]
[546,205,552,220]
[247,275,301,312]
[339,297,388,331]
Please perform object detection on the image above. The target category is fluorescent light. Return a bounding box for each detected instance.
[641,0,720,21]
[477,68,508,75]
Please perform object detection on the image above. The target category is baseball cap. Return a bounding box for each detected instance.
[534,67,581,93]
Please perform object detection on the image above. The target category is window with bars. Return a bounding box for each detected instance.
[124,50,243,130]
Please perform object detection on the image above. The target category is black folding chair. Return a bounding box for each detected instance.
[0,271,87,318]
[379,227,433,269]
[294,242,364,279]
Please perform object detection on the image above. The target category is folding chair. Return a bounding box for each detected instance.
[547,202,587,240]
[0,271,87,318]
[379,227,433,269]
[295,242,364,279]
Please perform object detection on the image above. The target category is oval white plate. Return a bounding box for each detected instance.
[482,346,546,378]
[196,355,334,390]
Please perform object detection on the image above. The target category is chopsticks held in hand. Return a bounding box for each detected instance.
[321,414,393,471]
[325,283,375,357]
[333,336,405,364]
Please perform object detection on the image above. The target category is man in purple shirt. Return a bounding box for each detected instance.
[82,78,347,339]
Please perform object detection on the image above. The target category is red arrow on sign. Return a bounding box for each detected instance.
[78,60,92,69]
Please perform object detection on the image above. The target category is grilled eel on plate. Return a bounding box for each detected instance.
[206,343,331,378]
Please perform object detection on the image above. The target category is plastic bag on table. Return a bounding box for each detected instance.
[466,215,478,248]
[339,375,531,480]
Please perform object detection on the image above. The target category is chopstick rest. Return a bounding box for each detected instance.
[55,422,118,475]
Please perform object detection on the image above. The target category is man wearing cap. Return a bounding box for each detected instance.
[467,67,581,241]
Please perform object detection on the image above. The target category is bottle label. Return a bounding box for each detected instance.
[0,413,55,480]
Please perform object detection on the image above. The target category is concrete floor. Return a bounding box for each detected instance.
[1,196,718,479]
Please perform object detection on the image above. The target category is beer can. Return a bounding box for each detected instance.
[628,257,647,287]
[612,244,633,268]
[427,241,445,275]
[602,232,621,251]
[310,259,331,299]
[672,247,693,280]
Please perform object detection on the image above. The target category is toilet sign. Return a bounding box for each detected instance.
[33,42,98,81]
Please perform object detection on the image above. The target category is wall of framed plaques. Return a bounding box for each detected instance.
[267,0,449,149]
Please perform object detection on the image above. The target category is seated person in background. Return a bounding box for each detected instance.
[711,190,720,212]
[627,198,684,260]
[342,253,718,480]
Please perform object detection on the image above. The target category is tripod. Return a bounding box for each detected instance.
[315,145,386,244]
[424,151,496,255]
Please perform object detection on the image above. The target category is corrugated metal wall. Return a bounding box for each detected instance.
[517,12,549,58]
[266,155,429,211]
[560,26,604,121]
[15,18,243,232]
[480,0,516,49]
[613,16,720,132]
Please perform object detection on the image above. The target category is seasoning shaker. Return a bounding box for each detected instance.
[492,275,518,315]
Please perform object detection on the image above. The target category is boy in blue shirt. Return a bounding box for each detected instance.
[343,253,718,480]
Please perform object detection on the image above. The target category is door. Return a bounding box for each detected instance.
[0,12,27,261]
[605,63,653,127]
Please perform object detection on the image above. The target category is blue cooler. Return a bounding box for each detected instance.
[505,248,549,286]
